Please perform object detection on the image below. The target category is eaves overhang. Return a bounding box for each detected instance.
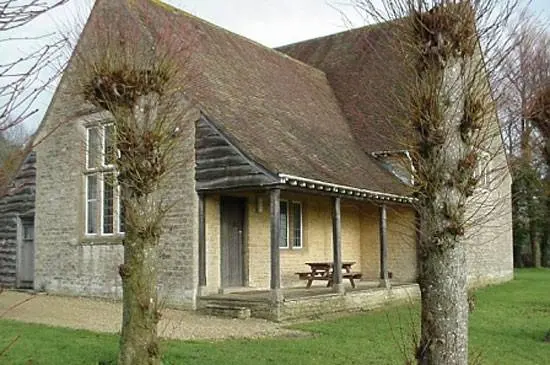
[278,173,415,204]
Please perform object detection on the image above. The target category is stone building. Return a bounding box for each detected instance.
[0,0,513,320]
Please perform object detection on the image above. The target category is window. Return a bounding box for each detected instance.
[279,201,302,249]
[22,220,34,241]
[85,123,124,236]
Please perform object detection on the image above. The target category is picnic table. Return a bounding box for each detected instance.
[296,261,362,288]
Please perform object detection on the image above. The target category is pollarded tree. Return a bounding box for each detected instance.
[69,1,197,363]
[351,1,520,364]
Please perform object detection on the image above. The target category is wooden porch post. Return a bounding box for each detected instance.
[332,197,344,294]
[270,188,282,302]
[379,204,390,289]
[198,193,207,295]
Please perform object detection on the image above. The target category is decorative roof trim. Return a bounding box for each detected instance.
[278,173,414,203]
[371,149,409,157]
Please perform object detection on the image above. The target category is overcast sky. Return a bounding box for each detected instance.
[3,0,550,133]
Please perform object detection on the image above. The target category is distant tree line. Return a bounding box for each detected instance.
[496,14,550,268]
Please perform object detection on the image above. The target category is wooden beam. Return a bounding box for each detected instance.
[332,197,344,293]
[270,188,282,301]
[380,204,390,289]
[198,194,206,289]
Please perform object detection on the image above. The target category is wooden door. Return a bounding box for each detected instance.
[17,217,34,288]
[220,196,245,288]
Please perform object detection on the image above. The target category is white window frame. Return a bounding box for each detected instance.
[290,201,303,249]
[84,174,98,235]
[84,122,124,237]
[279,200,303,250]
[279,200,290,249]
[100,172,116,236]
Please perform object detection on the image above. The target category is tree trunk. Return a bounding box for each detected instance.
[542,233,549,267]
[417,240,468,365]
[118,226,161,365]
[411,10,476,361]
[542,199,550,267]
[530,232,541,268]
[513,242,524,268]
[529,203,541,268]
[116,93,163,365]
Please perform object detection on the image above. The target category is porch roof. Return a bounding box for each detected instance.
[278,173,414,204]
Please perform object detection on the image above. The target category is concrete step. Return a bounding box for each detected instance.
[203,303,251,319]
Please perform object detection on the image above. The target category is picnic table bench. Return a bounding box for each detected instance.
[296,261,362,288]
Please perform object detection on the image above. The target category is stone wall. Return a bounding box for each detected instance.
[465,155,514,287]
[276,284,420,322]
[34,101,199,306]
[0,152,36,287]
[360,204,417,282]
[33,12,200,305]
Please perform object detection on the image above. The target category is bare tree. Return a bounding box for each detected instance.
[0,122,29,193]
[350,1,520,364]
[0,5,65,358]
[526,86,550,342]
[68,2,196,363]
[526,68,550,256]
[1,0,68,132]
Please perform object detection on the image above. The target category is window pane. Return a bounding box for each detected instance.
[279,201,288,248]
[103,173,114,234]
[292,203,302,248]
[87,174,97,200]
[23,223,34,240]
[104,124,115,166]
[87,127,100,169]
[87,174,98,234]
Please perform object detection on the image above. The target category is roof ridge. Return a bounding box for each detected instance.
[146,0,328,78]
[276,18,400,50]
[277,24,373,50]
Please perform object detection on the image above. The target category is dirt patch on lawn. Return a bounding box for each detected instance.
[0,291,305,340]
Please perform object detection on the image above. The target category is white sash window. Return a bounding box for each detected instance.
[85,123,124,235]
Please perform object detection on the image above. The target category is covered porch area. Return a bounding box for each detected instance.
[196,178,419,320]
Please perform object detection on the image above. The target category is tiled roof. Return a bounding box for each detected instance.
[84,0,410,196]
[278,21,413,155]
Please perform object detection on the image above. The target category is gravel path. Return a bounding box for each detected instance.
[0,291,303,340]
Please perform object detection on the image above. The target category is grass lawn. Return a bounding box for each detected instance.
[1,269,549,365]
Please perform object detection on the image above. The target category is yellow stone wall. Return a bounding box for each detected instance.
[387,205,417,282]
[204,192,418,291]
